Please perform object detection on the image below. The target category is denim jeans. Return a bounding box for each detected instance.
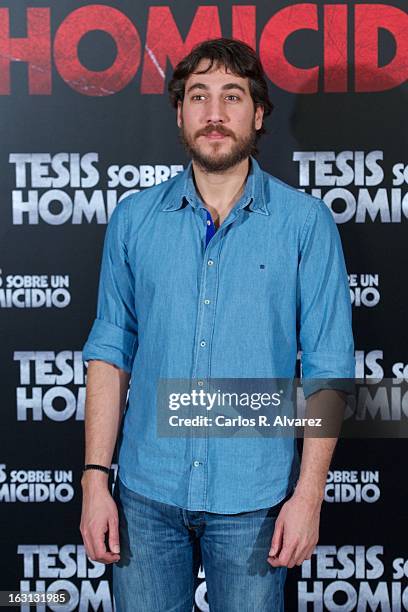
[112,476,288,612]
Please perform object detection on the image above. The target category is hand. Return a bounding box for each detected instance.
[267,490,322,568]
[80,474,121,564]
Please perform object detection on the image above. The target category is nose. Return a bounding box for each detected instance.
[204,97,228,125]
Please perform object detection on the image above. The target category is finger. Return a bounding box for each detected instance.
[268,539,297,567]
[275,538,299,568]
[95,553,120,564]
[287,545,302,568]
[93,549,120,564]
[293,543,310,566]
[269,520,284,557]
[93,527,117,564]
[294,538,318,566]
[81,530,96,561]
[299,543,317,564]
[108,516,121,555]
[286,540,305,567]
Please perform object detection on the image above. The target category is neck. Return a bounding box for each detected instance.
[191,157,250,226]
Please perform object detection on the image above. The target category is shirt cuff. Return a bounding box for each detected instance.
[301,351,356,399]
[82,318,138,373]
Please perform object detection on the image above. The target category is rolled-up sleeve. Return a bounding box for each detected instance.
[297,199,355,399]
[82,197,138,373]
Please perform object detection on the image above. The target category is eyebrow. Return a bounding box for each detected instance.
[186,82,247,95]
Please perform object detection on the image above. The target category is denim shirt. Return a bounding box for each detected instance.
[82,156,355,513]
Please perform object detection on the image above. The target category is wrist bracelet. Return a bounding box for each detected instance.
[83,464,111,474]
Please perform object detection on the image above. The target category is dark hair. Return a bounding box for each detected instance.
[168,38,273,142]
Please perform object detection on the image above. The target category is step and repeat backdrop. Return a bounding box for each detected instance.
[1,1,407,610]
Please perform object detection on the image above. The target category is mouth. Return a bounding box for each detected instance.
[201,131,229,140]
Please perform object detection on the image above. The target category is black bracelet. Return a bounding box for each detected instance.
[83,464,111,474]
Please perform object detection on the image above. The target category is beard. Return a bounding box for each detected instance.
[179,119,257,173]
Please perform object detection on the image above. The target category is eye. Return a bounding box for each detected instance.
[225,94,240,101]
[191,94,206,101]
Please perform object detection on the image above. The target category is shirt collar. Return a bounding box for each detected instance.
[160,155,269,215]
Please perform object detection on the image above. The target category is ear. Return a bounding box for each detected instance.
[254,104,264,131]
[177,100,183,128]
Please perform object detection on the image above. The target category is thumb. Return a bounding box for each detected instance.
[269,520,283,557]
[108,517,120,554]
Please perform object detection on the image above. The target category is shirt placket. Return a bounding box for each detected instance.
[187,200,250,509]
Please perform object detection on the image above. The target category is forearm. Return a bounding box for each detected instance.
[82,359,130,488]
[294,436,337,503]
[294,389,347,501]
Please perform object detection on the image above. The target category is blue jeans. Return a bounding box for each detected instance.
[112,476,287,612]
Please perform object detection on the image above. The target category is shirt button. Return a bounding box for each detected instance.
[204,299,210,305]
[207,259,214,266]
[193,460,201,467]
[200,340,206,347]
[197,380,204,386]
[207,219,211,226]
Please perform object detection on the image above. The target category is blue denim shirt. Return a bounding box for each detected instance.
[82,156,355,513]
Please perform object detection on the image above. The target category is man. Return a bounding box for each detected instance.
[80,38,355,611]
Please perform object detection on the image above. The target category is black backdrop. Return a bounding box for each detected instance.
[1,1,407,610]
